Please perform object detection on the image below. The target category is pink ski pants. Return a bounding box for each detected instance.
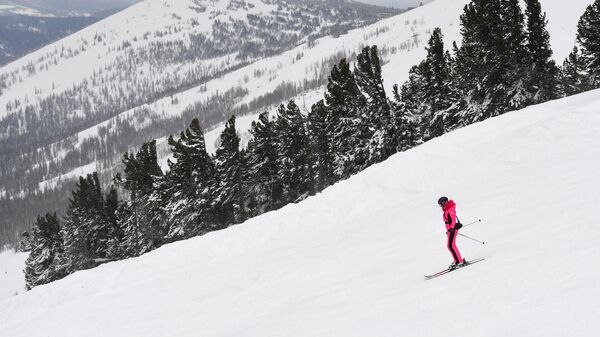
[447,230,463,263]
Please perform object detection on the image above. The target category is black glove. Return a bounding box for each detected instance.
[448,228,455,235]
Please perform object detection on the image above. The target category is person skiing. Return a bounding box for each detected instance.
[438,196,467,270]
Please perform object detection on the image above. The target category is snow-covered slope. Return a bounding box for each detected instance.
[1,85,599,336]
[0,249,27,301]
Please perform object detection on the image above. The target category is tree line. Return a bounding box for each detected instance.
[22,0,600,289]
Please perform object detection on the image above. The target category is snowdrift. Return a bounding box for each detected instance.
[1,85,600,336]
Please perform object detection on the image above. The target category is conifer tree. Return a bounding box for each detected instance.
[390,84,419,151]
[60,172,110,272]
[453,0,529,121]
[455,0,495,120]
[324,58,368,179]
[104,186,124,259]
[399,28,452,140]
[19,231,33,252]
[398,61,429,136]
[116,140,166,255]
[162,118,216,240]
[576,0,600,87]
[423,28,452,138]
[354,45,394,163]
[117,140,163,199]
[307,100,334,192]
[496,0,529,110]
[214,115,248,227]
[24,213,65,289]
[425,30,452,114]
[560,46,590,96]
[275,100,312,202]
[246,111,283,214]
[524,0,559,103]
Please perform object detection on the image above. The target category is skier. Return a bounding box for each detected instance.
[438,196,466,270]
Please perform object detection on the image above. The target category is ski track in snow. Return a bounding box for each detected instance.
[1,86,599,336]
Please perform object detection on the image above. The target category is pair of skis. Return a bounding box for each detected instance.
[424,257,485,280]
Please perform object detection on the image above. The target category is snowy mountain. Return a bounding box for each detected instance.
[0,0,140,17]
[0,1,135,67]
[0,1,48,16]
[1,85,599,336]
[0,15,102,66]
[0,0,400,245]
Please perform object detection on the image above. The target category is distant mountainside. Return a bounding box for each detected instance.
[0,0,401,246]
[0,0,135,67]
[0,0,140,17]
[0,15,101,66]
[0,1,47,16]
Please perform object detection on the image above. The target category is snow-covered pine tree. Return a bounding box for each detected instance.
[275,100,313,203]
[442,49,463,131]
[428,43,453,137]
[104,186,123,259]
[213,115,248,228]
[423,28,452,138]
[162,118,216,239]
[354,45,395,164]
[116,140,166,256]
[398,60,429,142]
[397,28,451,140]
[576,0,600,88]
[307,100,334,192]
[501,0,529,108]
[390,84,419,151]
[117,140,163,199]
[24,213,65,290]
[18,230,33,252]
[560,47,590,96]
[453,0,493,122]
[246,111,283,215]
[453,0,529,122]
[524,0,559,103]
[60,172,111,273]
[324,58,368,180]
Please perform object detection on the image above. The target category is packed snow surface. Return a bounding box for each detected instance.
[0,249,27,301]
[1,85,599,335]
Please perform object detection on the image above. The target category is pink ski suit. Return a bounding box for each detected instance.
[442,200,463,263]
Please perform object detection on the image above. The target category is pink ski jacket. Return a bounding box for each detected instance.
[442,200,457,231]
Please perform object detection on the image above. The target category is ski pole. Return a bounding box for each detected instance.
[459,232,485,245]
[462,219,482,228]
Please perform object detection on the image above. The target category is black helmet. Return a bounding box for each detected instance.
[437,196,448,206]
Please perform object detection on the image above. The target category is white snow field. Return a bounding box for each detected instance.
[0,249,27,301]
[1,86,600,335]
